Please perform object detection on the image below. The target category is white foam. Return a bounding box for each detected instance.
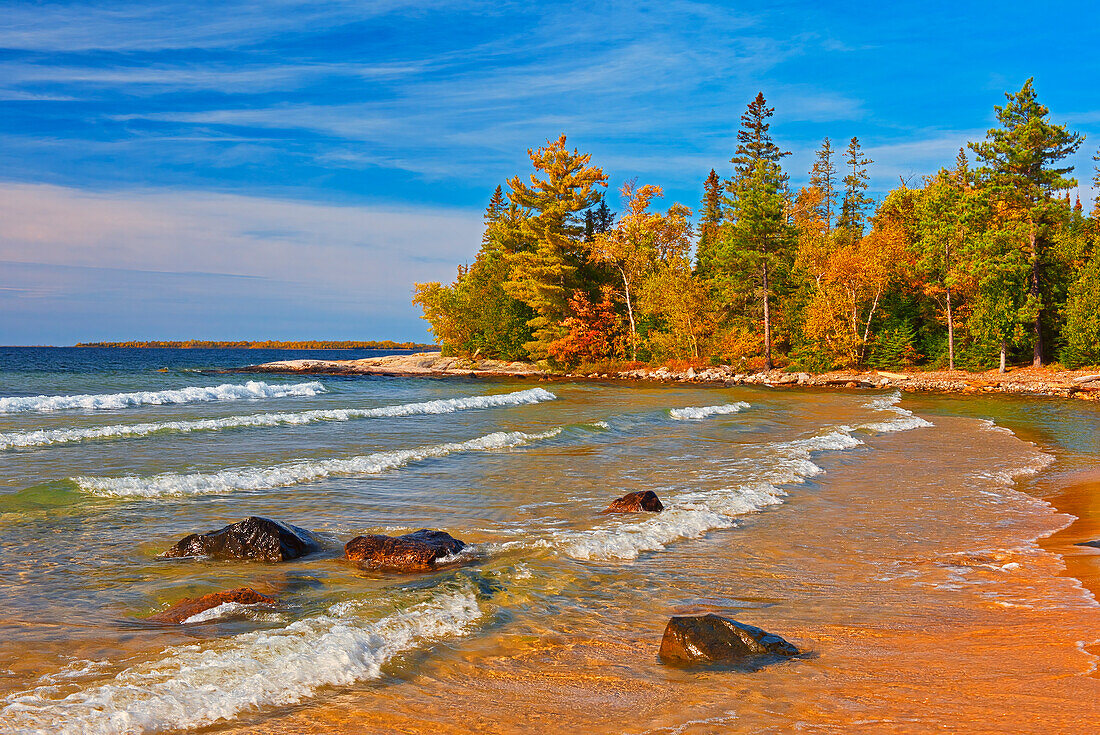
[180,601,274,625]
[0,381,325,414]
[858,393,934,433]
[0,586,482,734]
[0,388,556,450]
[669,401,750,420]
[75,428,562,498]
[556,396,932,561]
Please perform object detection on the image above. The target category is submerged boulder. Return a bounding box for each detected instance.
[147,587,276,624]
[658,614,798,666]
[345,529,466,572]
[161,516,319,562]
[604,490,664,513]
[1075,540,1100,548]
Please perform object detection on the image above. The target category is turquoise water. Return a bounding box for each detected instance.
[0,348,1097,734]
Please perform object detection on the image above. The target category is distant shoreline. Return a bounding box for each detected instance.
[70,341,438,350]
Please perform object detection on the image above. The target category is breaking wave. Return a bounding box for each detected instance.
[0,388,556,450]
[669,401,750,420]
[0,382,326,414]
[0,583,483,734]
[558,397,931,561]
[74,428,562,498]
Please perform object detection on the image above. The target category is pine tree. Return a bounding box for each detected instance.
[695,169,724,276]
[969,78,1084,366]
[503,135,608,361]
[839,137,874,242]
[717,160,794,369]
[808,137,837,233]
[729,92,790,182]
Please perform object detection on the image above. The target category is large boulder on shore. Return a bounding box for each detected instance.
[658,614,798,665]
[161,516,319,562]
[147,587,276,624]
[345,529,466,572]
[604,490,664,513]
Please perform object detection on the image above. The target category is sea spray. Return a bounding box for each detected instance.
[0,583,484,734]
[0,388,556,450]
[74,428,563,497]
[0,381,325,414]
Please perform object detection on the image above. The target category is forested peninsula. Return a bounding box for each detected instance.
[413,80,1100,375]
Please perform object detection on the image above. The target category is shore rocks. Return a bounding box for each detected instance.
[161,516,319,562]
[1075,539,1100,548]
[345,529,466,572]
[604,490,664,513]
[147,587,276,624]
[658,614,798,666]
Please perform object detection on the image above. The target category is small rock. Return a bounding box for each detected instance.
[658,614,798,665]
[686,367,696,379]
[1075,540,1100,548]
[161,516,319,563]
[604,490,664,513]
[345,529,466,572]
[147,587,276,624]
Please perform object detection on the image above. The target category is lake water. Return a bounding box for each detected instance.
[0,347,1097,734]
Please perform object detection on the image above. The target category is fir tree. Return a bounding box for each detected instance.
[969,78,1084,366]
[839,137,874,242]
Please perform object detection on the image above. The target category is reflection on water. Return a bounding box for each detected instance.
[0,348,1097,733]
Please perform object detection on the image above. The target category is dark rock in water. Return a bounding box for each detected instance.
[658,614,798,665]
[147,587,276,624]
[161,516,319,562]
[1075,540,1100,548]
[604,490,664,513]
[345,529,466,572]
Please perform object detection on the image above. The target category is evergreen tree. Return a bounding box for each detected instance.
[808,137,837,233]
[716,160,795,369]
[729,92,790,182]
[839,136,874,241]
[969,78,1084,366]
[695,168,724,276]
[503,135,608,361]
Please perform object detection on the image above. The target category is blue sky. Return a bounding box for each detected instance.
[2,0,1099,344]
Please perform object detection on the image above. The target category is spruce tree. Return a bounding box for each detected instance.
[808,137,837,233]
[729,92,790,182]
[695,168,723,276]
[969,78,1083,366]
[839,137,874,242]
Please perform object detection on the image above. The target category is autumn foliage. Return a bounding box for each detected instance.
[415,80,1100,372]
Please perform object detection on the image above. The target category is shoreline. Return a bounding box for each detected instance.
[229,352,1100,401]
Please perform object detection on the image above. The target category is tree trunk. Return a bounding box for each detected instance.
[1029,224,1043,367]
[762,256,773,370]
[946,286,955,371]
[1000,340,1007,374]
[619,266,637,362]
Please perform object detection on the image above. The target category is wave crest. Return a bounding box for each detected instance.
[0,381,325,414]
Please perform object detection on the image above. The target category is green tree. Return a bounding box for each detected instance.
[809,137,838,234]
[503,135,608,361]
[839,136,874,242]
[695,168,724,277]
[716,160,795,369]
[969,78,1084,366]
[729,92,790,182]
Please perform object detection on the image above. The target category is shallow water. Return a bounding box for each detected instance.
[0,348,1097,734]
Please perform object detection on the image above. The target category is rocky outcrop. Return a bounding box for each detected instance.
[604,490,664,513]
[147,587,276,624]
[161,516,319,562]
[658,614,798,665]
[1075,539,1100,548]
[344,529,466,572]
